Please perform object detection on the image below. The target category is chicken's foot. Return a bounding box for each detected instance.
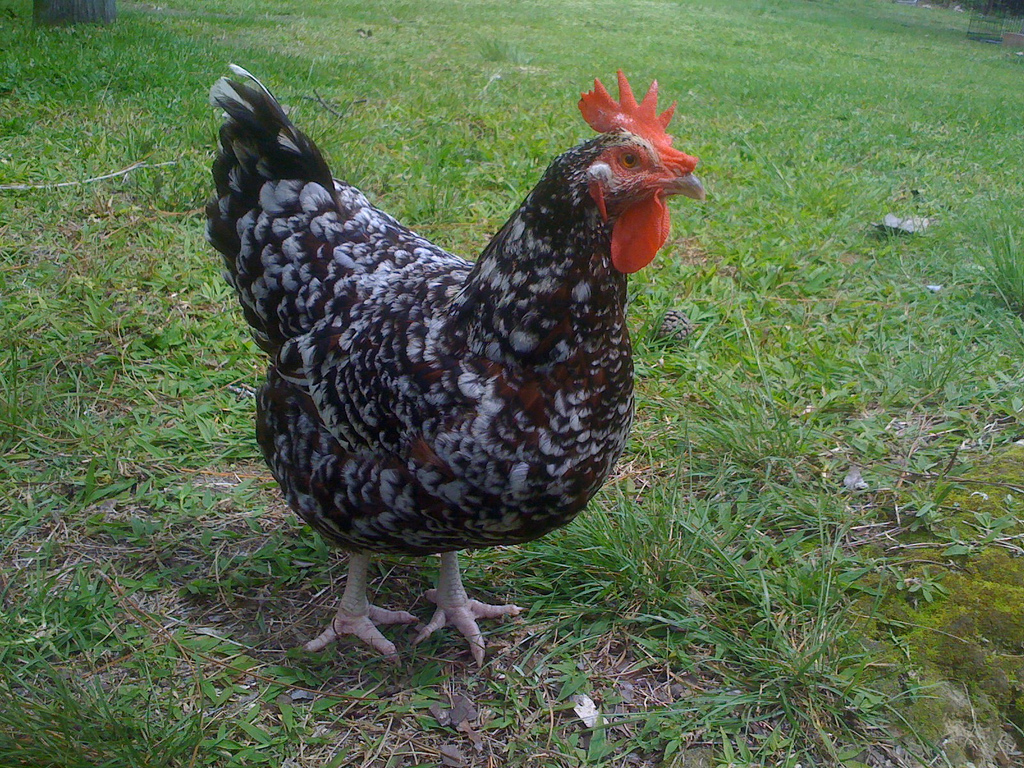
[413,551,522,666]
[305,551,417,660]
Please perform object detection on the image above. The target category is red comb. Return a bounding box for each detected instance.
[579,70,678,149]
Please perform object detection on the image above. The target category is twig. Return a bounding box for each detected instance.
[883,538,1024,556]
[300,92,366,120]
[0,160,178,191]
[896,469,1024,495]
[97,570,390,704]
[481,71,503,94]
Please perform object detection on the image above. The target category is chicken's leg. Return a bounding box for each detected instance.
[413,551,523,666]
[305,552,417,659]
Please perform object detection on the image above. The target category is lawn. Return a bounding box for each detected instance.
[2,0,1023,765]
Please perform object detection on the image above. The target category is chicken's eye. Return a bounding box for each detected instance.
[620,152,639,169]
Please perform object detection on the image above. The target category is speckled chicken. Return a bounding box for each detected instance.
[207,67,704,665]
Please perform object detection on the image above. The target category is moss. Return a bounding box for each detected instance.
[937,444,1024,539]
[903,545,1024,728]
[920,561,1024,653]
[873,444,1024,757]
[903,673,959,744]
[972,546,1024,589]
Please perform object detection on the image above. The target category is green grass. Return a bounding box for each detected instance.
[977,218,1024,317]
[2,0,1023,764]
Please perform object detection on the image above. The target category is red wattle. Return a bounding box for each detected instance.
[610,193,669,274]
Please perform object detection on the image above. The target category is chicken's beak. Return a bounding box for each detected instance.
[657,146,705,201]
[663,172,705,201]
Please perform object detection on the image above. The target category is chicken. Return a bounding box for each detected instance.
[207,66,704,665]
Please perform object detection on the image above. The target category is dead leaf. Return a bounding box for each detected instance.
[439,744,466,767]
[448,693,478,725]
[430,693,478,729]
[429,702,451,727]
[193,627,226,638]
[570,693,601,728]
[617,681,635,704]
[456,719,484,752]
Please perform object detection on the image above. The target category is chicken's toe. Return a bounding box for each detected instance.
[414,589,523,666]
[304,604,417,659]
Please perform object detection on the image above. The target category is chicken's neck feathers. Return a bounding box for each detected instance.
[450,146,628,368]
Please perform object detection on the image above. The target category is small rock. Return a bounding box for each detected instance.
[875,213,932,235]
[843,466,869,492]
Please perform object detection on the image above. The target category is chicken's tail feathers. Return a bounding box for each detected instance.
[207,67,340,354]
[224,64,272,97]
[209,68,335,194]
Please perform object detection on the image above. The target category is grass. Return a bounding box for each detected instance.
[977,218,1024,316]
[1,0,1023,764]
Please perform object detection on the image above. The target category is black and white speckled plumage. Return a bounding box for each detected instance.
[207,75,646,557]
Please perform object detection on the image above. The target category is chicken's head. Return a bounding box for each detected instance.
[579,71,704,274]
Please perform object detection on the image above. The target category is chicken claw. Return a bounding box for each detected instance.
[415,593,523,666]
[305,552,417,660]
[413,552,522,666]
[305,603,418,659]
